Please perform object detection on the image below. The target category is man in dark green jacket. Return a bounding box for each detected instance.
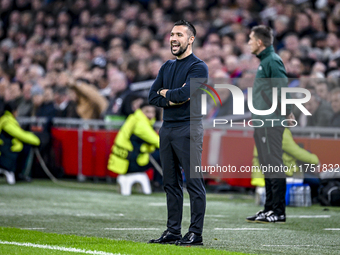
[246,25,295,223]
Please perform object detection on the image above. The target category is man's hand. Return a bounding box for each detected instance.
[169,98,190,106]
[286,112,296,126]
[159,89,168,97]
[67,75,76,87]
[158,83,187,98]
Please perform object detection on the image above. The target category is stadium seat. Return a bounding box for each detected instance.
[117,172,152,196]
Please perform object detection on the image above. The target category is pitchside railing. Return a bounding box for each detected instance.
[17,116,340,138]
[16,116,340,181]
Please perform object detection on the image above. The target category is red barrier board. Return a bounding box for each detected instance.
[81,130,118,177]
[52,128,118,177]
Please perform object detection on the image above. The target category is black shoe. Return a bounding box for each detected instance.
[16,174,32,183]
[276,215,286,223]
[246,210,266,222]
[175,232,203,246]
[148,230,181,244]
[255,211,286,223]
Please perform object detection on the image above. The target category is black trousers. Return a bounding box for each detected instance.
[159,123,206,235]
[254,127,286,216]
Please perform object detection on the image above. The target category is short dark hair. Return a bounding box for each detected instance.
[251,25,273,47]
[4,100,19,113]
[174,20,196,37]
[140,100,155,109]
[54,86,68,95]
[305,86,321,102]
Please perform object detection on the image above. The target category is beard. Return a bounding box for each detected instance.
[171,42,189,56]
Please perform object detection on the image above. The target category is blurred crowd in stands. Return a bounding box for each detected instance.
[0,0,340,127]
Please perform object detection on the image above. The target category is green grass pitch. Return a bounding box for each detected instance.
[0,179,339,255]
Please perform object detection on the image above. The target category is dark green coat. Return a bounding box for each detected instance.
[251,46,292,127]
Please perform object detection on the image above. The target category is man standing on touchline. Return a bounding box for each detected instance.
[148,20,208,245]
[246,25,295,223]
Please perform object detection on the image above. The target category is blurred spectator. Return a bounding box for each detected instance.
[330,87,340,127]
[67,76,108,119]
[294,12,316,38]
[284,34,300,57]
[206,56,224,79]
[31,85,45,116]
[120,92,146,117]
[304,92,333,127]
[0,0,338,128]
[274,15,290,50]
[312,62,327,75]
[8,81,23,106]
[17,81,33,117]
[288,57,304,78]
[315,81,330,102]
[148,57,163,80]
[32,85,56,132]
[54,86,78,118]
[0,77,8,114]
[225,55,242,80]
[326,33,340,61]
[105,71,130,118]
[91,56,109,96]
[205,70,251,119]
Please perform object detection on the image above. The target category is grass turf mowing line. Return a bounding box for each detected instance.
[0,227,247,255]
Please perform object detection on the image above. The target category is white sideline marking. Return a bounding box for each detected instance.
[215,228,269,231]
[263,245,320,247]
[20,228,46,230]
[104,228,160,231]
[148,202,190,206]
[0,240,124,255]
[288,215,331,218]
[324,228,340,230]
